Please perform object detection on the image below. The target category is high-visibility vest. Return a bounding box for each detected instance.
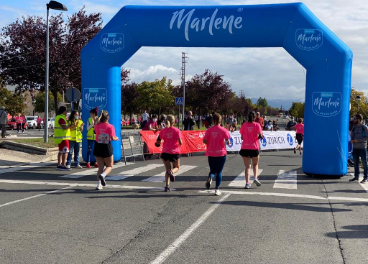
[87,117,96,140]
[54,115,71,144]
[69,119,83,143]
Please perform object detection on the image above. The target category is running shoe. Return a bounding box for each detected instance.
[206,175,213,189]
[349,177,359,182]
[361,179,367,184]
[294,148,296,154]
[167,170,175,182]
[56,165,63,170]
[86,163,91,169]
[75,164,83,169]
[94,163,99,168]
[95,183,103,190]
[66,164,71,169]
[58,166,71,171]
[245,183,251,189]
[99,174,106,186]
[164,186,171,192]
[215,189,221,196]
[253,178,262,187]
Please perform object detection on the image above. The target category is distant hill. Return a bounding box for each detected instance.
[251,98,304,110]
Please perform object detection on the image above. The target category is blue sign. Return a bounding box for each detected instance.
[287,134,294,146]
[312,92,342,117]
[175,97,183,105]
[228,137,234,148]
[260,137,267,147]
[295,29,324,51]
[83,88,107,110]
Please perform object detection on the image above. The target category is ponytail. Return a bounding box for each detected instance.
[98,110,109,123]
[248,111,256,122]
[165,115,175,127]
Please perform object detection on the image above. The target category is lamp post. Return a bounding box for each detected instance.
[355,95,361,113]
[44,1,67,143]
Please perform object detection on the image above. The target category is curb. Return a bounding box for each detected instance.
[0,141,59,156]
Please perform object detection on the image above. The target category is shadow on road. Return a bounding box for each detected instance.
[326,225,368,239]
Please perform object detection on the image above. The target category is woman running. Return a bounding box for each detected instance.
[94,110,119,190]
[239,111,264,189]
[294,118,304,155]
[86,107,98,168]
[155,115,182,192]
[66,110,84,169]
[203,113,231,196]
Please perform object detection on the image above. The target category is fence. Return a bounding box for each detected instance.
[121,131,145,164]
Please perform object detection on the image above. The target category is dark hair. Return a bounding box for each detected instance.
[356,114,363,122]
[90,107,98,116]
[98,110,109,123]
[69,110,78,125]
[57,106,67,115]
[151,114,157,119]
[298,118,303,123]
[248,111,256,122]
[213,113,222,125]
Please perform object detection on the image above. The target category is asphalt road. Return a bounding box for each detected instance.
[1,151,366,264]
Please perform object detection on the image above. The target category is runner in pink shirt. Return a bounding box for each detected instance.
[155,115,183,192]
[294,118,304,155]
[239,111,264,189]
[203,113,231,196]
[93,110,119,190]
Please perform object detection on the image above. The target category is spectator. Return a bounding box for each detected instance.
[350,114,368,183]
[204,114,213,129]
[37,116,42,131]
[142,110,149,122]
[183,111,195,131]
[0,106,8,138]
[286,116,297,131]
[254,112,264,129]
[273,120,279,131]
[265,120,273,131]
[142,115,158,131]
[158,114,167,130]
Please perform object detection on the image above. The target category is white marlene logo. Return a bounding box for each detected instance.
[312,92,341,117]
[295,29,323,51]
[84,88,107,110]
[170,9,243,41]
[100,33,124,53]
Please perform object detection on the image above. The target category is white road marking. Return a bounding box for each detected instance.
[0,179,165,191]
[273,170,297,189]
[143,165,197,182]
[108,164,164,181]
[0,187,71,209]
[0,162,55,174]
[60,162,133,179]
[150,193,231,264]
[349,173,368,193]
[199,190,368,203]
[228,169,264,187]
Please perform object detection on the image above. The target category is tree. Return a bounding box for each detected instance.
[34,91,63,113]
[350,88,368,118]
[289,102,305,118]
[256,97,268,108]
[122,82,139,119]
[0,87,26,116]
[0,8,102,112]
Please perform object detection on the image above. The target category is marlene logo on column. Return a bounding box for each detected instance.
[295,29,323,51]
[100,33,124,53]
[84,88,107,110]
[312,92,342,117]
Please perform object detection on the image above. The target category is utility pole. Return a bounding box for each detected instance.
[181,52,189,130]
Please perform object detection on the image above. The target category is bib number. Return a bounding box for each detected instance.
[98,133,110,144]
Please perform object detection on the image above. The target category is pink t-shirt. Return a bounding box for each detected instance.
[159,127,182,154]
[295,123,304,135]
[240,122,262,150]
[204,125,231,157]
[94,123,116,144]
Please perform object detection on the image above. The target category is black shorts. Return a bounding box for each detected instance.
[93,142,113,158]
[296,133,304,145]
[239,149,260,158]
[161,152,180,162]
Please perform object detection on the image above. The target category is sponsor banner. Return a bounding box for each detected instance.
[140,131,191,154]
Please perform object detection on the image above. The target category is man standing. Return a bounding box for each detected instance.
[254,112,264,129]
[142,110,149,122]
[350,114,368,183]
[0,106,8,138]
[183,111,195,131]
[286,116,297,131]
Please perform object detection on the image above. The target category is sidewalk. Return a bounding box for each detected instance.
[0,148,58,168]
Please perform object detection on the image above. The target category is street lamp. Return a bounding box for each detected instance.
[355,95,361,113]
[44,1,67,143]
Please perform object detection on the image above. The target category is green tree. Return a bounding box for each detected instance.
[256,97,268,108]
[350,88,368,118]
[289,102,305,118]
[0,87,26,116]
[34,91,63,113]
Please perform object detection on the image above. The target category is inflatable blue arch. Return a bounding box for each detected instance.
[81,3,353,176]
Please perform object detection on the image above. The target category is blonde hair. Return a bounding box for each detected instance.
[98,110,109,123]
[165,115,175,127]
[213,113,222,125]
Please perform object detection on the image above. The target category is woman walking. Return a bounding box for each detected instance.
[203,113,231,196]
[294,118,304,155]
[86,107,98,168]
[94,110,119,190]
[239,111,264,189]
[66,110,84,169]
[155,115,182,192]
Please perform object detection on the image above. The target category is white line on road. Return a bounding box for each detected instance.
[0,187,71,209]
[150,193,231,264]
[108,164,164,181]
[0,162,55,175]
[349,173,368,193]
[143,165,197,182]
[273,170,298,189]
[228,169,264,187]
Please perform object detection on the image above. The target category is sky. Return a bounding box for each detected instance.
[1,0,367,104]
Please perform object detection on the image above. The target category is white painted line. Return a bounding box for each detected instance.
[108,164,164,181]
[0,187,71,209]
[0,162,55,174]
[273,170,297,189]
[228,169,263,187]
[150,193,231,264]
[199,190,368,203]
[143,165,197,182]
[60,162,134,179]
[0,179,165,191]
[349,173,368,193]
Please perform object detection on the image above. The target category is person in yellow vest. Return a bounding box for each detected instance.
[66,110,84,169]
[86,107,99,168]
[54,106,75,171]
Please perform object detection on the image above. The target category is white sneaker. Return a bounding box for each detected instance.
[253,178,262,187]
[75,164,83,169]
[95,183,103,190]
[66,164,71,169]
[215,189,221,196]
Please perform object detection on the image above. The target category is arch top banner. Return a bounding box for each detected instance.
[82,3,353,176]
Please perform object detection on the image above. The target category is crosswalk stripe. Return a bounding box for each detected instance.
[349,173,368,193]
[107,164,164,181]
[142,165,197,182]
[273,170,297,189]
[60,162,134,179]
[228,169,263,187]
[0,162,55,174]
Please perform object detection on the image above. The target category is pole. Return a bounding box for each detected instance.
[44,6,50,143]
[71,89,74,112]
[181,52,188,130]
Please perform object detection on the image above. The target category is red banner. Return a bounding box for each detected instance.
[140,130,207,154]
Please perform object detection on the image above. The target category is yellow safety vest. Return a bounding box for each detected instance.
[69,119,83,143]
[54,115,71,144]
[87,117,96,140]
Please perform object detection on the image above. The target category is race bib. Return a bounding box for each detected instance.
[98,133,110,144]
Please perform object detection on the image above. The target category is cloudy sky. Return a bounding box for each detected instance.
[1,0,367,103]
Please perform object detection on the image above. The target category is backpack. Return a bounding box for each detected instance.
[352,125,367,137]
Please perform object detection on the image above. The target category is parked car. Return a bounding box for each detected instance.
[26,116,40,129]
[6,117,28,130]
[48,118,55,129]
